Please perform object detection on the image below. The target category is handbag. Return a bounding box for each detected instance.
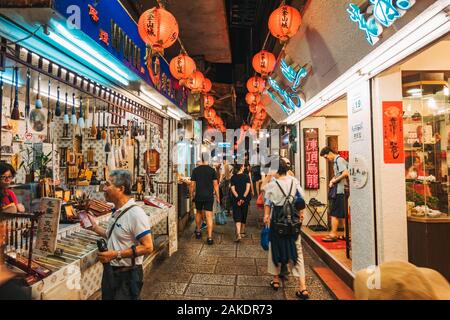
[260,226,270,251]
[215,203,227,225]
[256,192,264,207]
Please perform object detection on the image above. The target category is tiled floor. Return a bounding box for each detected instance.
[141,202,335,300]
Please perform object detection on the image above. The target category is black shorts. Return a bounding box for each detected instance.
[195,200,214,212]
[330,194,346,219]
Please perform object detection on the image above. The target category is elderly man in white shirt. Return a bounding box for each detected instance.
[82,170,153,300]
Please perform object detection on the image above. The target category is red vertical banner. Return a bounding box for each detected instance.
[304,128,319,189]
[383,101,405,164]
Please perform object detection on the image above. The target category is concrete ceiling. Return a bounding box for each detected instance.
[121,0,232,64]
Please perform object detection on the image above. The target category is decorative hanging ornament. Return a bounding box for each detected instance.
[169,53,196,80]
[249,103,257,113]
[268,4,302,41]
[246,76,265,93]
[245,92,261,106]
[255,102,265,114]
[256,109,267,121]
[138,7,179,54]
[204,108,216,120]
[252,50,277,76]
[201,78,212,94]
[63,92,69,124]
[186,71,204,93]
[78,97,85,128]
[203,95,215,108]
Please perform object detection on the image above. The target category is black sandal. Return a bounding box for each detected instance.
[296,290,310,300]
[270,280,280,291]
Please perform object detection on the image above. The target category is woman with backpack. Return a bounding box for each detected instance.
[263,158,309,300]
[230,164,251,242]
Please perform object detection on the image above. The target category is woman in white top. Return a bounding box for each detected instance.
[263,158,309,300]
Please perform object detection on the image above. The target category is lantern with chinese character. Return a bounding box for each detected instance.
[268,5,302,41]
[246,76,265,93]
[245,92,261,106]
[252,50,277,76]
[186,71,204,93]
[203,95,215,108]
[201,78,212,93]
[169,53,196,80]
[138,7,179,54]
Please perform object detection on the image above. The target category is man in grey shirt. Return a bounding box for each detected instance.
[82,170,153,300]
[320,147,349,242]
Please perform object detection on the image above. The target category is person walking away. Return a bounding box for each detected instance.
[320,147,349,242]
[252,165,262,196]
[230,164,251,242]
[220,161,233,216]
[81,170,153,300]
[264,158,309,300]
[190,152,220,245]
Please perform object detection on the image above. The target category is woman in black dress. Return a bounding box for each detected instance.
[230,164,251,242]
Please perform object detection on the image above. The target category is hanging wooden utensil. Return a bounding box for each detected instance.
[101,106,107,140]
[96,106,101,140]
[11,67,20,120]
[104,115,111,152]
[54,84,61,117]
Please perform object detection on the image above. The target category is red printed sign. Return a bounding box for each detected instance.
[383,101,404,164]
[304,128,319,189]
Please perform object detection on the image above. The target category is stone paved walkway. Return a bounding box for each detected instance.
[141,202,334,300]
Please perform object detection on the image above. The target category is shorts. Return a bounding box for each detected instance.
[232,202,249,223]
[195,200,214,212]
[330,194,346,219]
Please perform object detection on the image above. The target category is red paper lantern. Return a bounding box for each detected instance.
[201,78,212,93]
[249,104,257,113]
[246,76,265,93]
[203,95,215,108]
[252,50,277,76]
[255,102,265,114]
[204,108,216,119]
[138,7,179,53]
[245,92,261,106]
[186,71,204,92]
[268,5,302,41]
[169,53,196,80]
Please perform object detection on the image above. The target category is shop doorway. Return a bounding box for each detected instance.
[301,96,352,271]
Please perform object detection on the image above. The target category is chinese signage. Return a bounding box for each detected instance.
[53,0,186,110]
[382,101,404,164]
[35,198,62,254]
[347,0,416,46]
[304,128,319,189]
[352,122,364,142]
[349,154,369,189]
[267,57,309,115]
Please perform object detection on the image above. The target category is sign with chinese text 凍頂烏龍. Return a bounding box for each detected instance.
[304,128,320,190]
[347,0,416,46]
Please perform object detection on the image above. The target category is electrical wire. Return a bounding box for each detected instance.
[7,25,42,45]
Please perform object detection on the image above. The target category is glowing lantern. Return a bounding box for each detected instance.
[246,76,265,93]
[186,71,204,92]
[268,5,302,41]
[252,50,277,76]
[241,124,250,132]
[245,92,261,106]
[249,103,257,113]
[201,78,212,93]
[255,102,265,114]
[204,108,216,119]
[138,7,179,54]
[203,95,215,109]
[169,53,196,80]
[256,110,267,121]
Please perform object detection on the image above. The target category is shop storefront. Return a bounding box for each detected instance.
[0,1,185,299]
[261,0,450,286]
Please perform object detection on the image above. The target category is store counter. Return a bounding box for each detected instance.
[8,202,177,300]
[407,215,450,281]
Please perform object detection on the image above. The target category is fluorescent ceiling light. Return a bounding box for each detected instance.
[48,32,129,86]
[55,23,129,80]
[140,87,163,110]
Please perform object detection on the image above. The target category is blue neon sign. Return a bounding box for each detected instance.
[267,58,309,114]
[348,0,415,46]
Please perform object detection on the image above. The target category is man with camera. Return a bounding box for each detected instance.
[81,170,153,300]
